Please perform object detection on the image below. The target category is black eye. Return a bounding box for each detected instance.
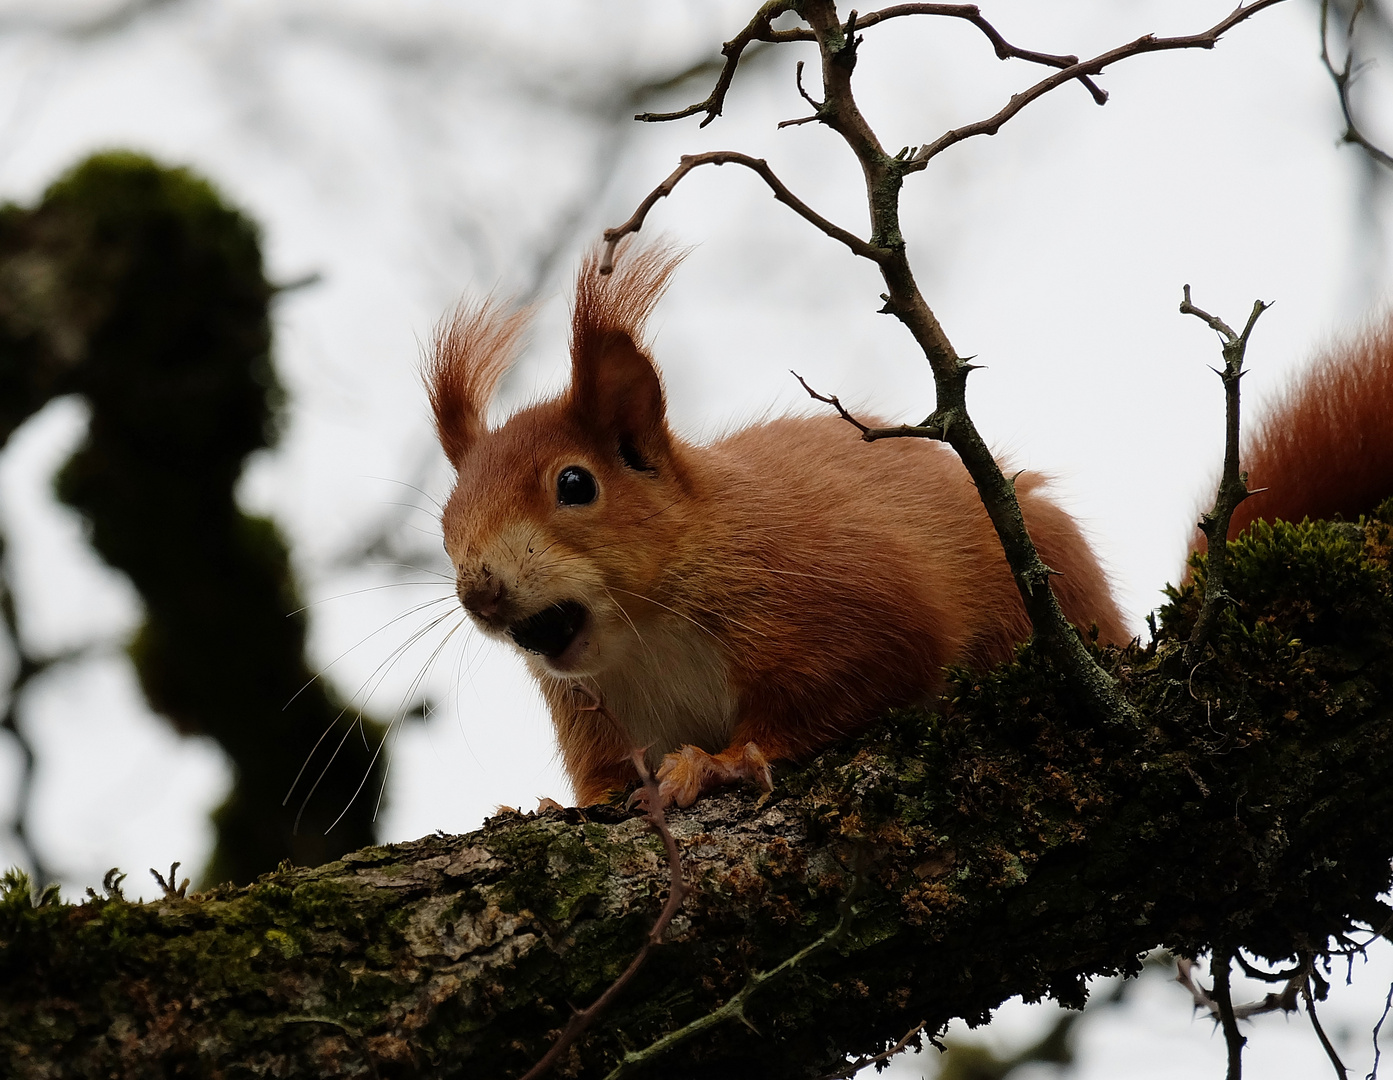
[556,465,597,506]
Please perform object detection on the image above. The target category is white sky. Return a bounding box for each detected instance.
[0,1,1390,1076]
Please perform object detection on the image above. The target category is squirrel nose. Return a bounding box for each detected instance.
[460,572,507,621]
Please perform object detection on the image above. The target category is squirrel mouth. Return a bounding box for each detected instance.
[509,600,588,659]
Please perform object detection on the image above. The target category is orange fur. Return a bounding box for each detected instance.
[1225,313,1393,541]
[433,243,1127,807]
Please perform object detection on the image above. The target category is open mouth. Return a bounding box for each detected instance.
[508,600,588,659]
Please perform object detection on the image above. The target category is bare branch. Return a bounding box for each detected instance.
[635,1,801,127]
[846,4,1108,103]
[909,0,1290,170]
[520,694,689,1080]
[650,2,1114,131]
[792,371,944,441]
[1320,0,1393,169]
[1180,286,1270,666]
[600,152,881,273]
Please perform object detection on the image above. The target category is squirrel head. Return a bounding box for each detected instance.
[429,242,693,678]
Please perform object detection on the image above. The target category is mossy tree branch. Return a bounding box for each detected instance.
[4,508,1393,1078]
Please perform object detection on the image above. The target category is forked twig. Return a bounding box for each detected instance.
[1179,286,1270,666]
[519,690,689,1080]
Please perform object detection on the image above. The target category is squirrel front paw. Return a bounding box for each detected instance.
[653,741,773,808]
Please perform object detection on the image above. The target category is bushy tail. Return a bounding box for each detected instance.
[1224,312,1393,540]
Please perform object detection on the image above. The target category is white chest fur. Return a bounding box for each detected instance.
[536,612,736,766]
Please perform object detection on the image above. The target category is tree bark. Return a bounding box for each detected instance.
[4,510,1393,1079]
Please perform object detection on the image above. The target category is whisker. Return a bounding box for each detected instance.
[288,607,463,825]
[288,582,455,618]
[282,595,459,709]
[361,475,447,515]
[369,619,468,823]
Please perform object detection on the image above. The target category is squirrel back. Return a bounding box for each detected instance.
[430,244,1126,806]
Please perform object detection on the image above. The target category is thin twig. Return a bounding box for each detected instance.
[519,692,689,1080]
[907,0,1290,170]
[1299,953,1350,1080]
[820,1018,930,1079]
[600,152,881,273]
[792,371,943,441]
[602,853,866,1080]
[1320,0,1393,169]
[635,0,800,127]
[1180,285,1270,667]
[1211,949,1248,1080]
[1372,977,1393,1080]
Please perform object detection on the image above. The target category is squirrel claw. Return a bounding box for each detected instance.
[653,741,772,808]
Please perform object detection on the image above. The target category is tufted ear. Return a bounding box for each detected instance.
[568,241,685,467]
[426,299,528,468]
[571,329,668,463]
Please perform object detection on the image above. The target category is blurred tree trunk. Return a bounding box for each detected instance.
[0,153,386,885]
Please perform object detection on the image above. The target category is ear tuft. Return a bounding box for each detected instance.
[570,241,686,452]
[427,299,529,467]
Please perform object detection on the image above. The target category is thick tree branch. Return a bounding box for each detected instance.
[5,509,1393,1077]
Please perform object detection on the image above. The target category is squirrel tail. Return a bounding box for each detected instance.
[1222,312,1393,541]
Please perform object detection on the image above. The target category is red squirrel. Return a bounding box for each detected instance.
[429,243,1392,808]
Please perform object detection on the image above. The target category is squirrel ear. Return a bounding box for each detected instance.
[427,299,528,468]
[567,241,684,465]
[571,329,668,456]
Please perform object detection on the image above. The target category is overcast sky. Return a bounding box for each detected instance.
[0,1,1390,1075]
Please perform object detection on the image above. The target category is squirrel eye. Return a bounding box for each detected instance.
[556,465,598,506]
